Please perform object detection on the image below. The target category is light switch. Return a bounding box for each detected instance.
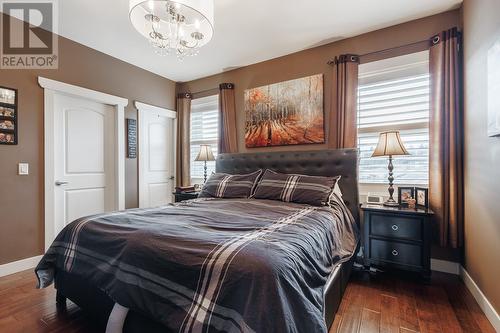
[18,163,29,175]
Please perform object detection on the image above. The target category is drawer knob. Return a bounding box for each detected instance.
[391,224,399,231]
[392,249,399,256]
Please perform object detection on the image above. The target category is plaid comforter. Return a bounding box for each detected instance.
[36,198,358,333]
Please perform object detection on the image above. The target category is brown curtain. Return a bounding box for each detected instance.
[429,28,463,248]
[330,54,359,148]
[176,92,192,187]
[218,83,238,153]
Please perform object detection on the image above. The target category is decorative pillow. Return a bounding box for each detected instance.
[253,169,340,206]
[198,170,263,198]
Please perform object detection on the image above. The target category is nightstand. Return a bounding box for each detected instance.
[173,191,200,202]
[361,203,434,279]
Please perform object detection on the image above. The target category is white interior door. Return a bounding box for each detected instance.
[41,76,126,250]
[138,102,176,208]
[53,93,116,232]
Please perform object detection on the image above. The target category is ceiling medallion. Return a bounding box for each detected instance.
[129,0,214,59]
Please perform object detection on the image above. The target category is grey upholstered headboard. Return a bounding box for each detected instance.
[216,149,360,224]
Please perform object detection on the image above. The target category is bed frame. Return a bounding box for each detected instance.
[55,148,360,332]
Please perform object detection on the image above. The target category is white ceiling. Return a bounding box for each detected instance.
[13,0,463,82]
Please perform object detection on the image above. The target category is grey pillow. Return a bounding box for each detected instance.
[199,170,262,198]
[253,169,340,206]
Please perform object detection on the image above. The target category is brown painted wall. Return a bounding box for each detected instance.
[0,16,176,264]
[462,0,500,313]
[0,10,467,266]
[179,10,461,261]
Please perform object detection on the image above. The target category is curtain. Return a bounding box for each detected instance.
[176,92,192,187]
[429,27,463,248]
[330,54,359,149]
[218,83,238,153]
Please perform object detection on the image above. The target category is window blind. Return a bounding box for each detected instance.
[190,95,219,180]
[358,52,430,185]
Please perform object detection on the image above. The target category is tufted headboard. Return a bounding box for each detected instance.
[216,148,360,225]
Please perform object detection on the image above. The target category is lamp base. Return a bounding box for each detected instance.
[203,161,207,184]
[383,198,400,207]
[383,156,399,207]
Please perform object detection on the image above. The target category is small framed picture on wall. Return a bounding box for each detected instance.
[126,118,137,158]
[415,187,429,208]
[0,87,16,104]
[0,86,18,145]
[488,38,500,136]
[0,105,15,118]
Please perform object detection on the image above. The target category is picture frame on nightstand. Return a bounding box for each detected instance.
[415,187,429,208]
[397,187,414,206]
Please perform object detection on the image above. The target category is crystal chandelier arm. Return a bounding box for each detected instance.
[180,38,199,49]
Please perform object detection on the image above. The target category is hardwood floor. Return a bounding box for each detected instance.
[0,269,495,332]
[331,270,496,333]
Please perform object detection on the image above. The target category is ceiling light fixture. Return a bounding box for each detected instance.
[129,0,214,59]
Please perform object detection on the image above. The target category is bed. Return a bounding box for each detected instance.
[36,148,360,332]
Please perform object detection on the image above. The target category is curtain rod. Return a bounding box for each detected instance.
[193,87,219,95]
[327,38,429,65]
[188,87,219,98]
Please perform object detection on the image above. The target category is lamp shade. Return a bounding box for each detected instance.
[371,131,410,157]
[195,144,215,161]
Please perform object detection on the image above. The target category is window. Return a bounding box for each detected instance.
[190,94,219,182]
[358,51,429,185]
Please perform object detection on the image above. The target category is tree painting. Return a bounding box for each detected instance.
[244,74,324,147]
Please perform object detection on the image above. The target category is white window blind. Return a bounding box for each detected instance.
[358,51,429,185]
[190,94,219,181]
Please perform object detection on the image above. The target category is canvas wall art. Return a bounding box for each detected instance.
[488,38,500,137]
[244,74,324,147]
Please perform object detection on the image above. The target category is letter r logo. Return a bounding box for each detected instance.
[2,2,53,54]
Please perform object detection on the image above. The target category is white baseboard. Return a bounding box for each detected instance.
[431,260,499,331]
[431,258,460,275]
[460,266,500,332]
[0,255,43,278]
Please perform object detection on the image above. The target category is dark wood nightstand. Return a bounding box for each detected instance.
[173,191,200,202]
[361,203,434,279]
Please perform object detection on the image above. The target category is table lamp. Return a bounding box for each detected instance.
[195,144,215,183]
[371,131,410,206]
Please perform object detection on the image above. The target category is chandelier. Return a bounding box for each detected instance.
[129,0,214,58]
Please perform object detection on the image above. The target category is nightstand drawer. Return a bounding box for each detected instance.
[370,213,422,240]
[370,239,422,267]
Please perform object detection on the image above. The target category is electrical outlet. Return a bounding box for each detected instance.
[18,163,29,175]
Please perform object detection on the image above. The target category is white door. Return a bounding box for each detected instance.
[53,93,116,232]
[138,103,176,208]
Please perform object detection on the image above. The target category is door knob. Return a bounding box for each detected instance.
[55,181,68,186]
[169,176,175,180]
